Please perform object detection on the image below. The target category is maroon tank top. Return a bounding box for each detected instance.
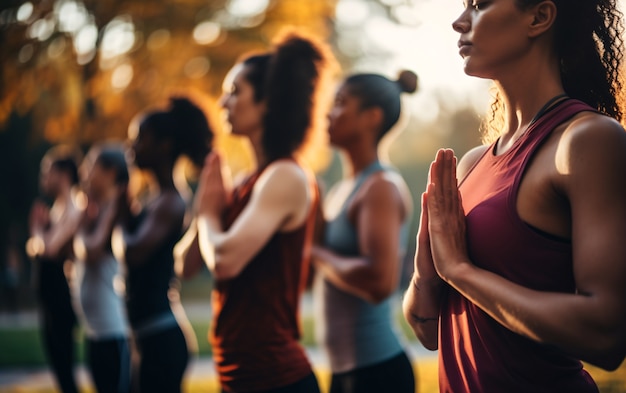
[439,99,599,392]
[210,159,317,392]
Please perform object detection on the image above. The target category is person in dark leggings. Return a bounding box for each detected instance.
[28,146,83,393]
[311,71,417,393]
[74,145,132,393]
[113,96,212,393]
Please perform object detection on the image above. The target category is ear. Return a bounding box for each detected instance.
[527,1,557,39]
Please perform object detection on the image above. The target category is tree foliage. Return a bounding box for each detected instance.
[0,0,336,149]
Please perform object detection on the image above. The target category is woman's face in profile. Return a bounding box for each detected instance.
[220,64,265,137]
[327,84,363,147]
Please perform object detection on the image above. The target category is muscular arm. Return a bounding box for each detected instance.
[403,145,487,350]
[432,119,626,370]
[197,162,311,280]
[114,193,185,267]
[314,174,409,304]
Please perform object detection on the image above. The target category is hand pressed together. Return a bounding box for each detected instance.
[426,149,471,282]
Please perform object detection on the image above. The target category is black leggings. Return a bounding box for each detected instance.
[39,275,79,393]
[222,372,320,393]
[329,352,415,393]
[134,325,189,393]
[87,336,131,393]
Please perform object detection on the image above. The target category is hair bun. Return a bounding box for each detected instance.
[396,70,418,94]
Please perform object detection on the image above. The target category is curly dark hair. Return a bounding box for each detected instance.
[483,0,625,142]
[242,31,333,162]
[141,97,214,167]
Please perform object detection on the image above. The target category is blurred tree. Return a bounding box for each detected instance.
[0,0,337,167]
[0,0,337,307]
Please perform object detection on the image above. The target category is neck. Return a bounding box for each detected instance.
[55,185,74,208]
[152,162,176,192]
[248,129,269,169]
[344,141,378,177]
[493,51,565,148]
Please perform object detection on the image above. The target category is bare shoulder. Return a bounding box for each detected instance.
[560,112,626,165]
[564,111,626,146]
[457,145,490,180]
[257,160,310,190]
[358,169,413,217]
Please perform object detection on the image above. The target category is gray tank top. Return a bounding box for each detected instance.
[73,254,129,339]
[314,160,408,373]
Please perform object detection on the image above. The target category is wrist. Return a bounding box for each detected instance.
[412,274,443,292]
[439,259,473,285]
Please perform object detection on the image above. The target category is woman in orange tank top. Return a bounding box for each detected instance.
[176,30,335,393]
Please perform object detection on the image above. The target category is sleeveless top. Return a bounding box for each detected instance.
[73,253,129,339]
[125,208,182,334]
[314,160,409,373]
[439,99,599,392]
[211,159,317,392]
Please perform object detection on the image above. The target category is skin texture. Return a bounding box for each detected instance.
[403,0,626,370]
[74,160,125,266]
[29,164,83,260]
[312,84,412,304]
[176,65,314,281]
[113,121,187,268]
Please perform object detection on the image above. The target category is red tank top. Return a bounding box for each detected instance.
[439,99,599,393]
[210,159,317,392]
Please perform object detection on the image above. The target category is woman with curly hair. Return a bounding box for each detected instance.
[403,0,626,391]
[177,31,334,392]
[114,97,213,393]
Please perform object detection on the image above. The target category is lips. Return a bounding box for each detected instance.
[458,40,472,56]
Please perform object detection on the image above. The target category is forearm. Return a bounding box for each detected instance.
[82,216,116,265]
[402,273,444,350]
[446,263,626,369]
[197,214,234,279]
[314,247,387,303]
[174,225,204,279]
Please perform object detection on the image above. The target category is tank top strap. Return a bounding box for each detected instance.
[508,98,596,209]
[515,99,596,158]
[349,160,385,197]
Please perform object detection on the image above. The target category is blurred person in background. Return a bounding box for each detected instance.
[73,144,131,393]
[176,30,334,393]
[403,0,626,391]
[27,145,83,393]
[312,70,416,393]
[113,96,213,393]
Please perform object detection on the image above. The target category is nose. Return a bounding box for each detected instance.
[452,10,471,33]
[219,93,229,109]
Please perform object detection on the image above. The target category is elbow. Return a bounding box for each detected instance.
[212,264,240,281]
[585,336,626,371]
[586,348,625,371]
[417,333,439,351]
[211,254,244,281]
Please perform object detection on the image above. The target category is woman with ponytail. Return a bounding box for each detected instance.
[403,0,626,391]
[114,97,213,393]
[311,71,416,393]
[177,31,333,392]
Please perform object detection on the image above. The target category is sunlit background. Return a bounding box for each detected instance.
[2,0,626,343]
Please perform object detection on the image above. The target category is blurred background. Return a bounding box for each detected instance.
[0,0,494,315]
